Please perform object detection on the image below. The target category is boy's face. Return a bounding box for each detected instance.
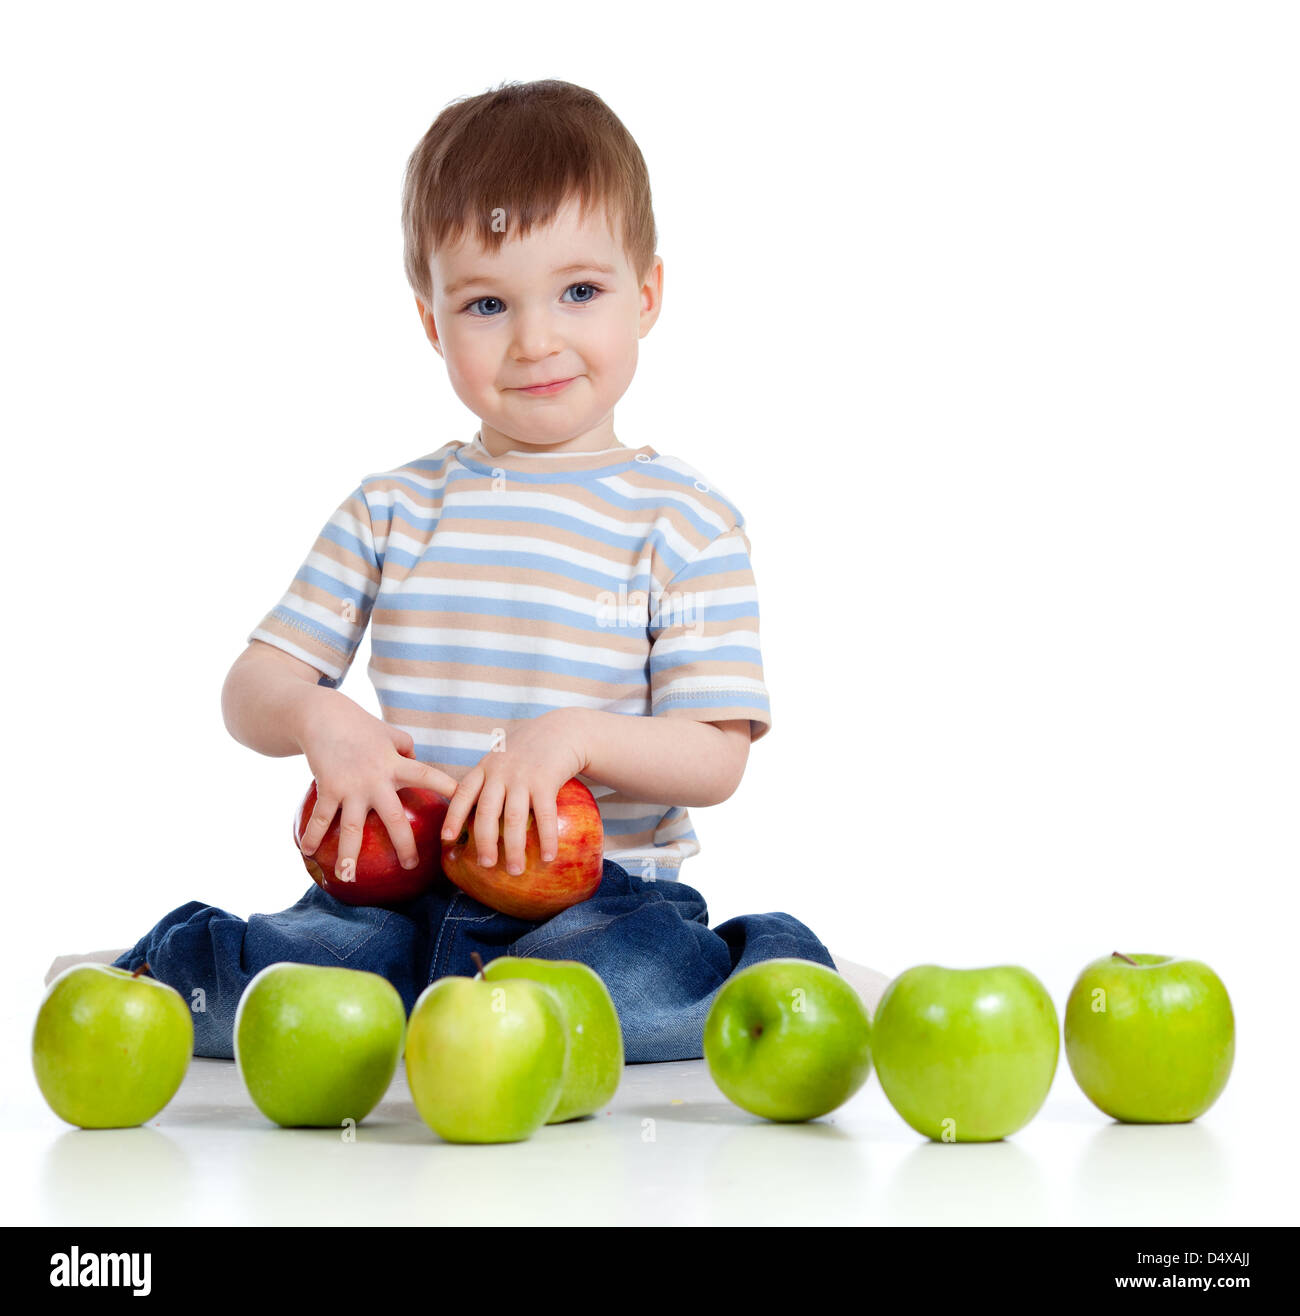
[416,196,662,455]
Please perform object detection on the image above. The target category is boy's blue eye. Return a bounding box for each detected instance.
[461,283,602,316]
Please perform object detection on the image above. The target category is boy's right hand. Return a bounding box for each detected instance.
[293,692,460,880]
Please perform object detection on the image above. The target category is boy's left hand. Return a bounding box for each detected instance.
[440,709,591,877]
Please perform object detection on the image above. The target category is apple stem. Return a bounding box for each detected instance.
[1111,951,1139,966]
[470,951,486,979]
[132,962,151,979]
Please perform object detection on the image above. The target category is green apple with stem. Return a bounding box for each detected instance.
[872,963,1059,1142]
[1064,951,1234,1123]
[702,958,873,1122]
[32,962,194,1129]
[234,963,406,1127]
[405,952,569,1143]
[481,956,623,1122]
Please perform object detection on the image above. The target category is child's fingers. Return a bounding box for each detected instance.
[396,756,460,801]
[533,789,560,865]
[440,768,484,844]
[375,790,421,870]
[472,778,507,870]
[333,797,370,885]
[298,788,342,858]
[387,726,417,758]
[501,783,532,875]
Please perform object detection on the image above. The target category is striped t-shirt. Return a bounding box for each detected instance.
[248,433,771,878]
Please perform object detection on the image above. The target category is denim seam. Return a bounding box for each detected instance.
[512,902,645,956]
[437,921,459,982]
[262,907,393,959]
[428,894,464,982]
[509,925,606,956]
[434,909,505,981]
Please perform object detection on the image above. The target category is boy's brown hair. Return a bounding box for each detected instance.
[401,79,657,308]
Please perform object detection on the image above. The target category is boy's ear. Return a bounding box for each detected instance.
[415,295,445,358]
[638,255,664,339]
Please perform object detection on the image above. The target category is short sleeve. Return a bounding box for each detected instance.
[246,485,384,688]
[648,526,772,740]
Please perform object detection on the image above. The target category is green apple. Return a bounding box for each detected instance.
[234,963,406,1127]
[481,956,623,1122]
[1064,951,1234,1123]
[405,967,568,1143]
[32,963,194,1129]
[872,964,1059,1142]
[702,958,873,1122]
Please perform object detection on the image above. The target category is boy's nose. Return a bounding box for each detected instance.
[509,308,566,361]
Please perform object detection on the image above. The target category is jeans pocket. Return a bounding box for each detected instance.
[259,895,395,962]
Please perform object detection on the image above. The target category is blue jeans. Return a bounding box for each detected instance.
[112,861,836,1063]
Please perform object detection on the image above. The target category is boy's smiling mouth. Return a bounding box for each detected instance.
[511,376,579,396]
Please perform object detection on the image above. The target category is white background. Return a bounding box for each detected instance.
[3,1,1296,1220]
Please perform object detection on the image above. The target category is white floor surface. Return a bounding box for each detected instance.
[2,992,1286,1228]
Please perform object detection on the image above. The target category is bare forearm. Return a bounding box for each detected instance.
[220,647,335,758]
[570,709,750,807]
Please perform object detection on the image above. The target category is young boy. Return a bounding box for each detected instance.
[99,79,881,1061]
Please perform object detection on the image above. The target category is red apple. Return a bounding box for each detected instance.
[441,777,604,920]
[293,782,448,906]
